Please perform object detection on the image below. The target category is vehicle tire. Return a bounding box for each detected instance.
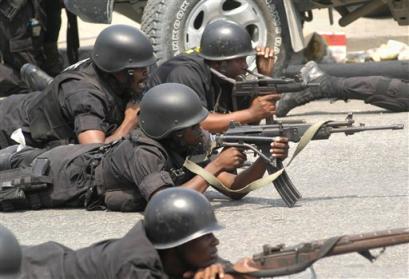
[141,0,292,75]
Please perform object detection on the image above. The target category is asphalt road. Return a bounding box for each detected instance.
[1,100,408,278]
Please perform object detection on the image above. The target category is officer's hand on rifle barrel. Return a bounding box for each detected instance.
[213,147,247,171]
[248,94,281,122]
[270,137,289,160]
[183,263,226,279]
[256,47,275,76]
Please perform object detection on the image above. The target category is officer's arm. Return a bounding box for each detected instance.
[182,138,288,199]
[182,147,259,199]
[215,157,267,199]
[77,130,106,144]
[202,95,279,133]
[77,102,139,144]
[256,47,275,77]
[104,102,139,143]
[214,137,288,198]
[181,159,226,193]
[201,110,261,133]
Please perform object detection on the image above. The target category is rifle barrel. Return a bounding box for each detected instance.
[330,124,404,134]
[216,135,274,143]
[254,228,409,268]
[329,228,409,257]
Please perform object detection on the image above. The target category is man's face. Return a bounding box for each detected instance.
[130,67,149,92]
[178,233,220,268]
[221,57,248,78]
[113,67,150,95]
[180,124,204,146]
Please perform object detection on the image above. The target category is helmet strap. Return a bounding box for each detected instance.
[164,132,190,157]
[219,61,229,75]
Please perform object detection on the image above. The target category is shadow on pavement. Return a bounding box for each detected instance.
[205,191,407,210]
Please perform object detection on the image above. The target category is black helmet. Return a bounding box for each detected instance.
[0,225,21,278]
[199,19,255,61]
[91,24,156,72]
[144,188,223,249]
[139,83,208,139]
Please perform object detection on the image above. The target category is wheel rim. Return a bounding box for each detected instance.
[184,0,269,69]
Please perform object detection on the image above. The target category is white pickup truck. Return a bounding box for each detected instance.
[65,0,409,74]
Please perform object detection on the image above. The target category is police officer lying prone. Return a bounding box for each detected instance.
[0,83,289,212]
[0,24,156,150]
[147,19,280,133]
[1,188,256,279]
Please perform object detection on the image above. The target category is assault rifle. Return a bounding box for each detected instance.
[209,68,319,111]
[225,228,409,278]
[210,113,404,207]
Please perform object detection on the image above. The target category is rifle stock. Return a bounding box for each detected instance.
[225,228,409,278]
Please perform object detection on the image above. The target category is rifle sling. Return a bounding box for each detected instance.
[183,121,329,194]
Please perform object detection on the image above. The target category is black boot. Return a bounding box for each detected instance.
[43,42,64,77]
[277,61,337,117]
[20,63,54,91]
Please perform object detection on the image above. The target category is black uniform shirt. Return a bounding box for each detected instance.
[0,59,126,148]
[99,131,193,211]
[20,221,169,279]
[3,131,195,211]
[58,60,127,136]
[147,53,234,113]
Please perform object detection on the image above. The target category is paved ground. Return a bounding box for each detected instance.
[2,100,408,278]
[302,9,409,50]
[1,6,408,278]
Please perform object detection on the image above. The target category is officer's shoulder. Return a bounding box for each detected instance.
[123,133,168,158]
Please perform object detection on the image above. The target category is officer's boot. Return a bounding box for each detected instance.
[43,42,64,77]
[276,61,337,117]
[20,63,53,91]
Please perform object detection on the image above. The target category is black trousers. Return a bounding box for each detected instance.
[334,76,409,112]
[0,63,29,97]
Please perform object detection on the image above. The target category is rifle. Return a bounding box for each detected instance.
[224,227,409,278]
[209,69,320,204]
[210,68,319,111]
[210,113,404,207]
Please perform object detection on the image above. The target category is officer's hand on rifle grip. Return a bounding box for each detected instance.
[256,47,275,76]
[213,147,247,171]
[249,94,280,122]
[270,137,289,160]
